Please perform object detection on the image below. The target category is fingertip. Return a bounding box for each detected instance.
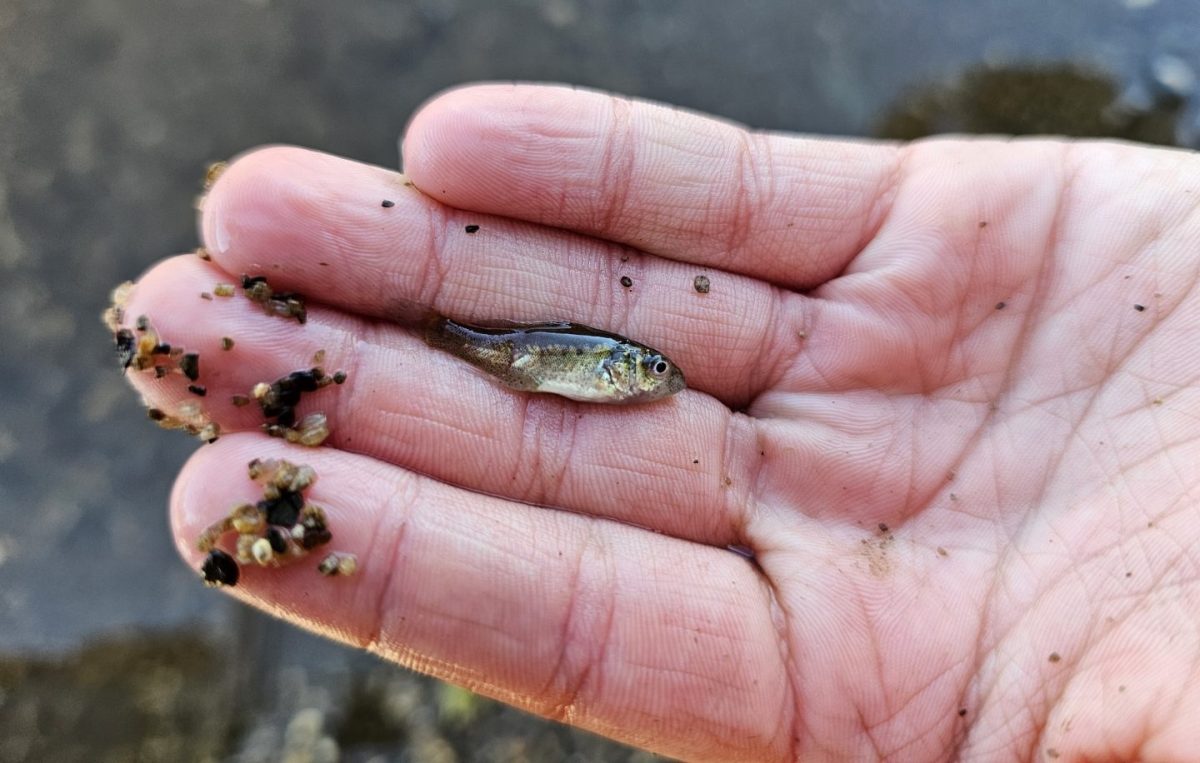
[168,437,385,644]
[168,433,261,566]
[200,145,310,259]
[401,82,600,197]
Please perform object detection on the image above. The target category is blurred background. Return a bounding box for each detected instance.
[1,0,1198,760]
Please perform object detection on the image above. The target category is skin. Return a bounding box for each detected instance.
[116,84,1200,761]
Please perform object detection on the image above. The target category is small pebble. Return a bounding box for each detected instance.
[620,276,633,288]
[465,224,480,233]
[221,337,235,350]
[318,552,358,577]
[203,162,228,190]
[180,353,200,381]
[693,275,711,294]
[381,199,395,208]
[201,549,240,587]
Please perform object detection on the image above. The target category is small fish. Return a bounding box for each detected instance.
[424,316,686,404]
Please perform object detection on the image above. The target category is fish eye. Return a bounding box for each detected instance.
[646,356,670,377]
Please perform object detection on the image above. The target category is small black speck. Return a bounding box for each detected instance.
[146,408,166,421]
[1134,303,1145,311]
[464,224,480,233]
[381,199,395,208]
[878,522,889,532]
[958,708,967,717]
[620,276,633,288]
[978,221,988,229]
[995,301,1006,310]
[188,384,207,397]
[1048,652,1061,663]
[1125,571,1132,578]
[692,459,699,464]
[694,274,711,294]
[333,371,347,384]
[180,353,200,382]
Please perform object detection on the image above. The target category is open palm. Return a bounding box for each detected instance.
[120,85,1200,761]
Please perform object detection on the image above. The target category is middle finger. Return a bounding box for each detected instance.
[199,146,806,407]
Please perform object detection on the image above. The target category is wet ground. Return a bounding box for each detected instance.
[1,0,1198,759]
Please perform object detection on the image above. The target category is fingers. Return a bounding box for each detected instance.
[402,84,901,289]
[199,146,801,405]
[117,256,756,546]
[173,436,792,762]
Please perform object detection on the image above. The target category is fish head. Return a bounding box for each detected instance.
[627,349,686,402]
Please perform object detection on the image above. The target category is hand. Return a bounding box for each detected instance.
[118,84,1200,761]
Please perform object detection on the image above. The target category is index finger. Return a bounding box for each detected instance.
[402,84,901,289]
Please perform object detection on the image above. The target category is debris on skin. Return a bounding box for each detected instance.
[250,367,346,446]
[318,552,358,577]
[464,224,480,233]
[195,247,212,261]
[264,412,331,447]
[381,199,395,208]
[199,292,213,301]
[196,458,357,587]
[693,274,711,294]
[241,274,308,324]
[213,283,236,298]
[180,353,200,382]
[203,161,228,190]
[619,275,633,289]
[145,402,221,444]
[221,337,235,351]
[103,302,221,444]
[201,549,239,587]
[101,281,135,333]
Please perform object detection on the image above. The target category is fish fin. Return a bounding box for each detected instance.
[459,318,576,331]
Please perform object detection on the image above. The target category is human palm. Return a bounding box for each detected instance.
[120,85,1200,761]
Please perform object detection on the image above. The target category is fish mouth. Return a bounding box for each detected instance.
[668,368,686,395]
